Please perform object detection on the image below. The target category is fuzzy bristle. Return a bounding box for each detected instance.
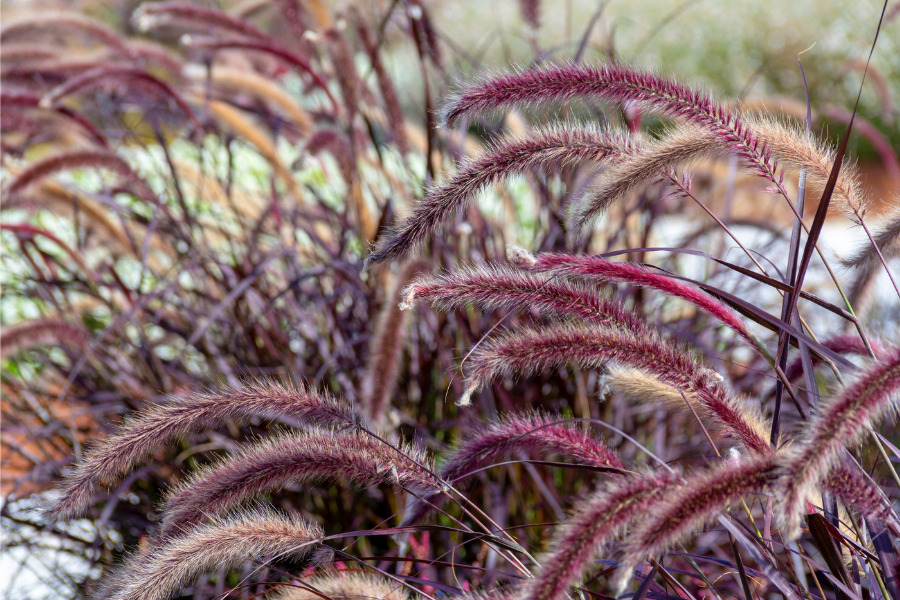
[367,126,633,264]
[102,509,321,600]
[777,345,900,539]
[160,429,438,536]
[48,382,358,522]
[403,411,623,526]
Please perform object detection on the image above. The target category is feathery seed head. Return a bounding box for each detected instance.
[777,345,900,539]
[104,509,321,600]
[367,126,633,264]
[267,573,409,600]
[403,411,622,526]
[49,382,358,522]
[611,456,778,596]
[160,429,438,536]
[400,265,649,332]
[520,469,682,600]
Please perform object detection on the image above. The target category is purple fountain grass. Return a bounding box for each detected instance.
[611,455,777,595]
[573,126,722,233]
[601,365,770,450]
[824,464,897,526]
[843,211,900,272]
[440,63,785,193]
[367,126,633,264]
[5,148,153,201]
[461,324,771,456]
[1,223,94,276]
[269,573,408,600]
[407,0,442,68]
[48,382,358,522]
[2,88,109,147]
[0,11,131,54]
[351,8,410,156]
[525,251,760,351]
[0,318,90,355]
[40,65,201,132]
[778,345,900,539]
[179,36,339,111]
[132,2,272,42]
[748,115,868,218]
[360,260,431,428]
[785,335,884,381]
[102,509,322,600]
[399,264,650,334]
[519,469,683,600]
[843,212,900,307]
[403,411,624,526]
[324,28,360,117]
[160,429,440,537]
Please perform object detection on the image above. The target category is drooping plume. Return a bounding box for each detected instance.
[367,126,633,264]
[360,259,431,427]
[611,456,777,595]
[441,63,784,190]
[461,324,770,455]
[403,411,623,526]
[747,115,868,217]
[0,319,90,355]
[49,382,358,522]
[400,264,649,334]
[525,252,759,350]
[519,469,682,600]
[102,510,321,600]
[267,573,409,600]
[777,345,900,539]
[160,429,438,536]
[573,125,722,233]
[601,365,770,449]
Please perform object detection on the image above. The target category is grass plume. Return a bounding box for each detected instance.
[403,411,623,526]
[611,456,777,595]
[520,469,682,600]
[440,63,787,193]
[102,509,321,600]
[161,429,439,536]
[777,344,900,539]
[525,251,759,350]
[400,264,650,333]
[573,125,721,232]
[368,126,633,264]
[461,324,771,455]
[269,573,408,600]
[48,382,358,522]
[360,259,431,428]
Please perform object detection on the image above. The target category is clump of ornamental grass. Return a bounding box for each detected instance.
[1,0,528,596]
[6,3,900,600]
[361,19,898,600]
